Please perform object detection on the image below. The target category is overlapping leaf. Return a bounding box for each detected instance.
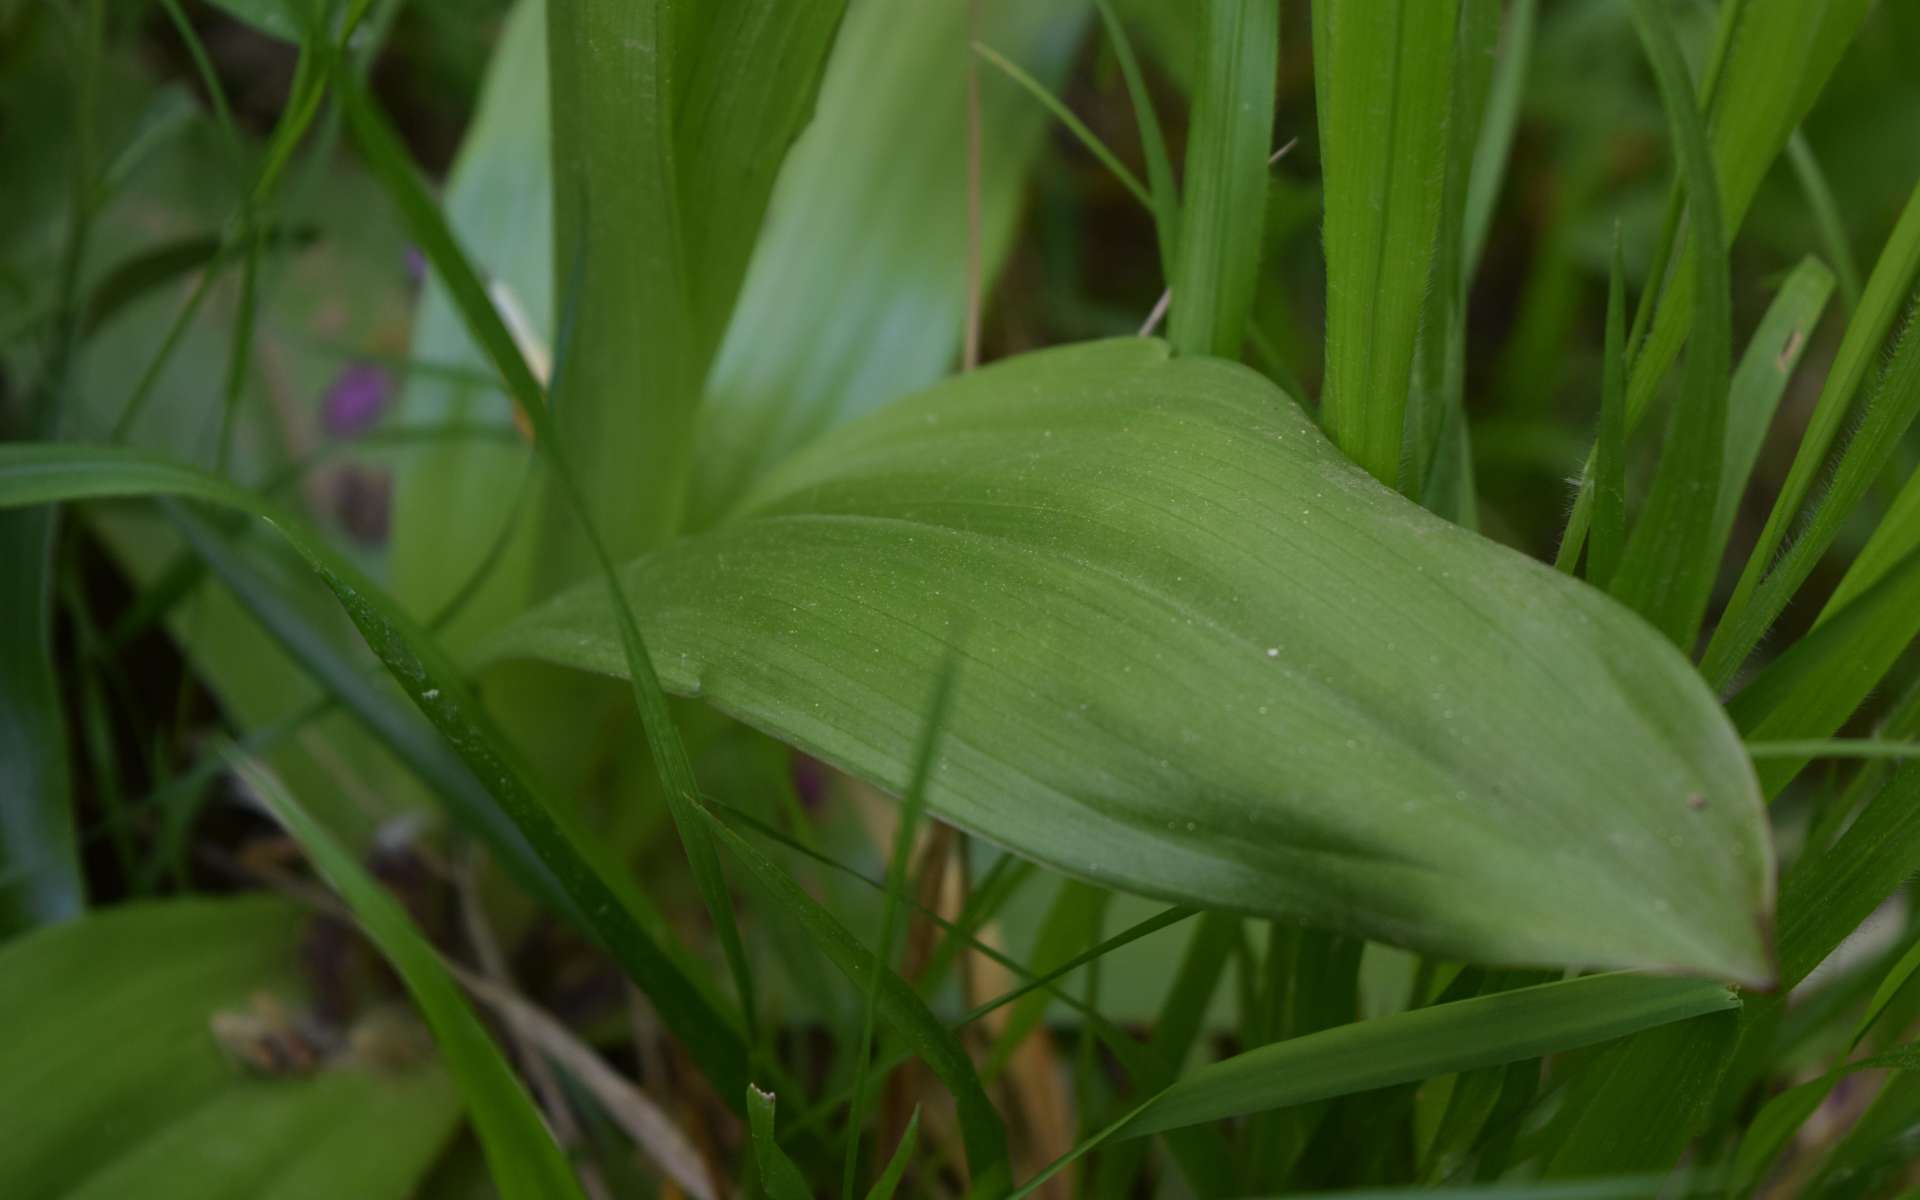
[493,338,1774,981]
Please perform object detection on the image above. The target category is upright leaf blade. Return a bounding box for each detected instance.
[690,0,1090,524]
[1315,0,1460,487]
[1608,0,1731,651]
[1588,234,1628,588]
[1168,0,1276,359]
[0,507,82,935]
[493,339,1775,982]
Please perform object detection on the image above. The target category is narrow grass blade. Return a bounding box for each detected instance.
[972,42,1150,210]
[1730,1043,1920,1196]
[984,881,1112,1081]
[0,507,82,935]
[1608,0,1731,650]
[1775,761,1920,988]
[844,661,958,1198]
[704,807,1012,1198]
[343,72,758,1040]
[1460,0,1537,279]
[1818,449,1920,623]
[1314,0,1459,486]
[865,1109,920,1200]
[1093,0,1179,282]
[233,754,584,1200]
[1746,740,1920,762]
[1589,234,1629,588]
[1122,974,1735,1140]
[1701,180,1920,687]
[1707,257,1835,569]
[1855,939,1920,1050]
[1170,0,1276,359]
[0,444,753,1109]
[1729,544,1920,797]
[1012,974,1736,1195]
[1539,1008,1739,1178]
[1555,0,1873,565]
[1787,132,1863,312]
[747,1086,813,1200]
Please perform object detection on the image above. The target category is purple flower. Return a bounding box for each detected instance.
[322,362,394,438]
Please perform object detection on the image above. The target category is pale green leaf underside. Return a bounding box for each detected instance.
[493,340,1773,982]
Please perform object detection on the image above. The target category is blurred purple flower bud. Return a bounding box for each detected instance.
[405,246,426,287]
[322,362,393,438]
[790,753,828,813]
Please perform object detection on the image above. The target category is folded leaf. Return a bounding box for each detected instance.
[493,339,1774,982]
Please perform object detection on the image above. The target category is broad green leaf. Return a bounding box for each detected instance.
[539,0,848,574]
[1608,0,1731,651]
[389,0,1087,608]
[689,0,1089,526]
[1314,0,1460,487]
[0,444,753,1110]
[672,0,850,368]
[706,808,1012,1198]
[541,0,697,571]
[0,506,82,935]
[1169,0,1276,360]
[0,897,458,1198]
[493,338,1774,982]
[235,756,585,1200]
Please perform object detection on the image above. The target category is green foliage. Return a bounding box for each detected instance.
[493,339,1772,982]
[10,0,1920,1194]
[235,755,585,1200]
[1314,0,1459,486]
[0,897,459,1198]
